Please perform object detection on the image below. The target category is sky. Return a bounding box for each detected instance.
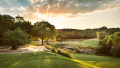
[0,0,120,29]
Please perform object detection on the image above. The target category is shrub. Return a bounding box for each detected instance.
[57,48,62,55]
[69,48,75,50]
[57,48,74,58]
[45,45,52,50]
[110,46,120,58]
[52,44,58,48]
[78,45,84,49]
[62,51,74,58]
[51,47,57,53]
[95,44,111,56]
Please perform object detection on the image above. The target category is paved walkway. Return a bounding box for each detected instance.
[0,45,47,54]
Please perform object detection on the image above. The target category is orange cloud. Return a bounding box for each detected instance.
[21,0,120,21]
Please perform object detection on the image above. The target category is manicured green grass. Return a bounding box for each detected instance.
[73,54,120,68]
[64,39,99,47]
[0,52,94,68]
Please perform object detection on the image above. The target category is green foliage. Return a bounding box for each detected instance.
[32,20,57,45]
[96,32,120,58]
[45,45,52,50]
[11,21,34,36]
[104,28,120,35]
[99,26,107,30]
[57,48,63,55]
[96,35,112,55]
[51,46,57,53]
[0,15,15,43]
[56,27,120,40]
[96,44,111,56]
[57,48,74,58]
[96,31,109,41]
[57,29,97,40]
[69,48,75,50]
[2,28,31,50]
[0,15,33,46]
[110,46,120,57]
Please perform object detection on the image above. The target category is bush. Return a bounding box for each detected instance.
[57,48,74,58]
[110,46,120,58]
[95,44,111,56]
[45,45,52,50]
[51,47,57,53]
[62,51,74,58]
[69,48,75,50]
[57,48,63,55]
[52,44,58,48]
[2,28,31,50]
[78,45,84,49]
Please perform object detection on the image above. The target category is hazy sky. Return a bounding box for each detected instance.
[0,0,120,29]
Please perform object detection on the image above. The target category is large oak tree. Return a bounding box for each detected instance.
[32,21,57,45]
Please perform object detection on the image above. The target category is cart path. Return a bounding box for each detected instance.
[0,45,47,54]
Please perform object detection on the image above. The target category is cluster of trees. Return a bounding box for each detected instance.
[96,32,120,58]
[96,28,120,45]
[0,14,57,50]
[0,15,32,50]
[57,26,120,41]
[56,26,108,41]
[57,27,120,58]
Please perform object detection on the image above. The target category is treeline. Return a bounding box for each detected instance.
[0,14,34,49]
[56,26,120,40]
[0,14,57,50]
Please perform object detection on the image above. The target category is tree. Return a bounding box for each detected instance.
[99,26,107,30]
[77,31,85,39]
[10,21,34,37]
[0,15,15,44]
[96,31,109,46]
[2,28,31,50]
[15,15,24,22]
[96,32,120,57]
[32,20,57,45]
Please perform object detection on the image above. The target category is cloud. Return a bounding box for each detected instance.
[21,0,120,20]
[20,12,39,21]
[0,7,4,11]
[29,0,120,13]
[66,15,78,18]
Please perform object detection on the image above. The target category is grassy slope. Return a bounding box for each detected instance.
[0,52,90,68]
[74,54,120,68]
[64,39,99,47]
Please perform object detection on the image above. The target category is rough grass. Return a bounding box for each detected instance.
[73,54,120,68]
[0,52,99,68]
[63,39,99,47]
